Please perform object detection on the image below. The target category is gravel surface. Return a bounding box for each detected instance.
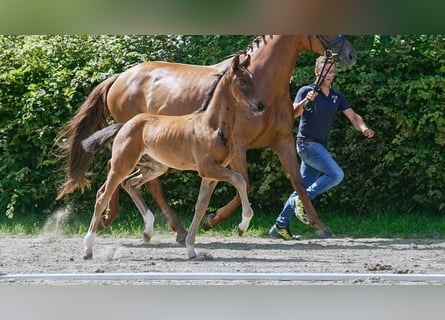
[1,233,444,285]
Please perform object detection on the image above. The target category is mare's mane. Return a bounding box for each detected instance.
[243,35,271,54]
[193,35,270,115]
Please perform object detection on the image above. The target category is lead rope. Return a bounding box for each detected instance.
[303,51,337,113]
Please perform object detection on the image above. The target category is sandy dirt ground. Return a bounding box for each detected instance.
[1,232,444,285]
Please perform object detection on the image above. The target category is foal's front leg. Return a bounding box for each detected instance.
[197,164,254,248]
[225,170,253,235]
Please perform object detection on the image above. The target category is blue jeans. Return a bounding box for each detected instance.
[275,141,344,228]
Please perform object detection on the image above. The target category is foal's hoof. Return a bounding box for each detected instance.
[187,246,197,259]
[202,214,215,231]
[315,229,334,239]
[176,232,187,246]
[237,227,244,236]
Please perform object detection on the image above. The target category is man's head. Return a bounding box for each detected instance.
[315,55,336,86]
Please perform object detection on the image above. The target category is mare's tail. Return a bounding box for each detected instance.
[55,74,119,200]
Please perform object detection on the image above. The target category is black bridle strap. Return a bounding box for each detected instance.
[313,56,336,91]
[303,54,336,112]
[308,35,313,52]
[304,35,345,112]
[316,35,346,57]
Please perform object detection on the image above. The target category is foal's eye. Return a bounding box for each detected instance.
[238,78,247,86]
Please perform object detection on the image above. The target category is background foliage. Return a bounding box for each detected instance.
[0,35,443,223]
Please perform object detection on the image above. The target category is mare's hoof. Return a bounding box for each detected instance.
[202,214,215,231]
[84,253,93,260]
[96,217,106,232]
[176,232,187,246]
[237,227,244,236]
[315,229,334,239]
[143,233,152,243]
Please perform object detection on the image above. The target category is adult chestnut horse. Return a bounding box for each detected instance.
[80,54,260,259]
[57,35,356,242]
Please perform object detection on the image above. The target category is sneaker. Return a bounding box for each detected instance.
[293,196,309,225]
[269,224,300,240]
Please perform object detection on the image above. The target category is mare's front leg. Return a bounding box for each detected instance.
[271,135,333,237]
[186,178,218,259]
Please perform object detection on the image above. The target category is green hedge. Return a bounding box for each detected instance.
[0,35,443,222]
[330,35,444,213]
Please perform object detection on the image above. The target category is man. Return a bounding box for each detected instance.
[270,55,375,240]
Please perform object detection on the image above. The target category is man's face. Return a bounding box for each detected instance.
[316,63,336,86]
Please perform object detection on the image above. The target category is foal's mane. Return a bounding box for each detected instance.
[194,67,228,114]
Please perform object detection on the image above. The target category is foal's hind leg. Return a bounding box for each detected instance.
[186,178,218,259]
[84,171,124,259]
[121,162,169,243]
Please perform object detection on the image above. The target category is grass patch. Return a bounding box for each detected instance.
[1,206,444,239]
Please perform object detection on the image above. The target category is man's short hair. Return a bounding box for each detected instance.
[315,55,336,71]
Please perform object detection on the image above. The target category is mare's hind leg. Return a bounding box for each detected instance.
[186,178,218,259]
[121,161,169,243]
[97,190,120,231]
[144,179,188,244]
[97,160,120,232]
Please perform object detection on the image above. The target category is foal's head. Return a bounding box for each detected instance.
[197,53,265,114]
[228,54,265,113]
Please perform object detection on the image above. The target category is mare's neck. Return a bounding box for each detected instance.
[247,35,306,106]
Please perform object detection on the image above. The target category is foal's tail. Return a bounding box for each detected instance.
[81,123,123,154]
[55,74,119,200]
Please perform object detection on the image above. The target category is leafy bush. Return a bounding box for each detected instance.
[327,35,444,213]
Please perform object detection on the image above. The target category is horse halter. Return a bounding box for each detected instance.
[308,35,347,60]
[304,35,346,113]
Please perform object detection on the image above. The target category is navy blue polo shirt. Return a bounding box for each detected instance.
[295,85,351,146]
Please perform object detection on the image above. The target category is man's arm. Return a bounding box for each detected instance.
[343,108,375,138]
[293,90,317,118]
